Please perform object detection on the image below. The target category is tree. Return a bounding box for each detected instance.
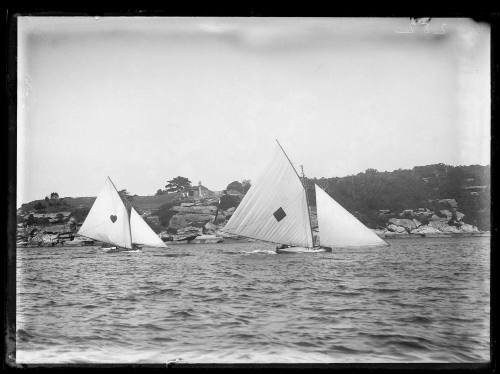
[71,207,90,223]
[242,179,251,193]
[219,193,239,210]
[26,214,35,226]
[165,176,191,193]
[50,192,59,199]
[118,189,134,206]
[34,202,45,211]
[226,181,243,193]
[68,217,77,232]
[157,201,180,227]
[155,189,164,196]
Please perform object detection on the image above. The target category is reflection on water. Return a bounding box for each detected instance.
[16,237,489,363]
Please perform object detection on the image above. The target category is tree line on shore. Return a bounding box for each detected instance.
[304,163,490,230]
[19,163,490,231]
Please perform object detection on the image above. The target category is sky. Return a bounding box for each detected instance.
[17,17,490,206]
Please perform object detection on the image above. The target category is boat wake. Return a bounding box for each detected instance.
[102,249,141,254]
[243,249,277,255]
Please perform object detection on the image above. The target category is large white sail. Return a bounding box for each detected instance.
[224,144,313,248]
[315,184,388,248]
[78,177,133,249]
[130,207,167,248]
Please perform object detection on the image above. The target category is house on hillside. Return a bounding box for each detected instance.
[183,181,215,200]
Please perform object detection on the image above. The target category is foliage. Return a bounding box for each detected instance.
[25,214,35,226]
[165,176,191,193]
[118,189,134,210]
[50,192,59,199]
[306,164,490,230]
[155,189,164,196]
[242,179,252,193]
[34,202,45,211]
[157,200,181,228]
[218,193,240,211]
[118,189,133,201]
[226,180,251,194]
[144,217,163,234]
[226,181,243,193]
[71,207,91,223]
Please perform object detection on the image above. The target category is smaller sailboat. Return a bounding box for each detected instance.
[223,141,388,253]
[78,177,167,252]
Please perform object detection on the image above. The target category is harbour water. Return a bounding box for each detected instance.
[16,237,490,363]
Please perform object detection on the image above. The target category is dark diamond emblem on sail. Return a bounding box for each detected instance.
[109,215,117,223]
[273,207,286,222]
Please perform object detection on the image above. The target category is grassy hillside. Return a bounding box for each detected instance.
[18,193,180,216]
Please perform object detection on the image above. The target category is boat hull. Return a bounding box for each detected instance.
[275,246,332,254]
[101,245,141,253]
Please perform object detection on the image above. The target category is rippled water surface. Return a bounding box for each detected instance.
[16,237,489,363]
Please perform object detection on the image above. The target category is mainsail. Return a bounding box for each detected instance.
[130,207,167,248]
[224,144,313,248]
[315,184,388,248]
[78,177,133,249]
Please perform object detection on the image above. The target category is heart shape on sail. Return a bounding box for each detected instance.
[110,215,117,223]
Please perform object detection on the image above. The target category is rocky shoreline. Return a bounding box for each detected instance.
[16,193,489,247]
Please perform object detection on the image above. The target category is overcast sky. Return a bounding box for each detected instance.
[17,17,490,206]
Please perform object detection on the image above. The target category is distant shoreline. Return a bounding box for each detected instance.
[16,232,490,248]
[379,232,490,239]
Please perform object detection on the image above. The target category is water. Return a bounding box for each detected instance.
[16,237,490,363]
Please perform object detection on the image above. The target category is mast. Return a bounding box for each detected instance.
[108,176,133,248]
[275,139,315,247]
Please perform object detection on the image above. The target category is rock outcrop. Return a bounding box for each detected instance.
[378,199,481,238]
[387,218,421,232]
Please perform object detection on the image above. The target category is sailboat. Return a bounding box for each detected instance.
[78,177,168,252]
[223,141,388,254]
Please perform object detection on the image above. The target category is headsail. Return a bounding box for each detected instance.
[130,207,167,248]
[315,184,388,248]
[78,177,133,249]
[224,144,313,247]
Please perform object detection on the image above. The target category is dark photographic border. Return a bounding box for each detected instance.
[4,7,497,371]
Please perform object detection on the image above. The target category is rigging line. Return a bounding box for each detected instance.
[107,176,133,247]
[275,139,314,243]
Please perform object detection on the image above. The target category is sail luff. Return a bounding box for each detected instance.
[109,176,135,249]
[107,176,133,247]
[275,139,315,246]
